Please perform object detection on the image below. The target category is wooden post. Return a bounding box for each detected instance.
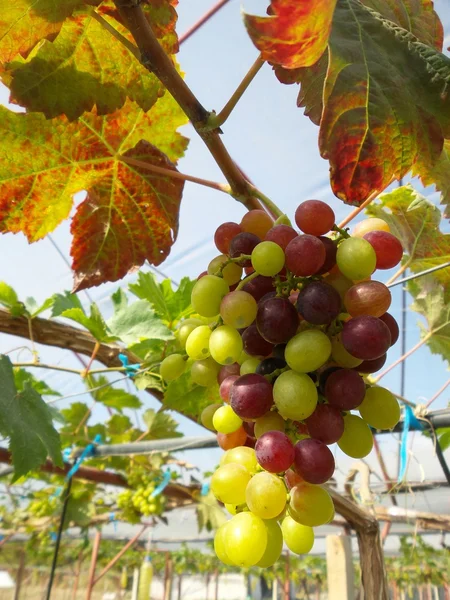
[13,551,25,600]
[71,555,83,600]
[85,530,101,600]
[284,551,290,600]
[272,578,278,600]
[214,569,219,600]
[177,575,183,600]
[163,553,172,600]
[326,536,355,600]
[131,568,139,600]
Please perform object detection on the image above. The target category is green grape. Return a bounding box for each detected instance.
[273,370,318,420]
[257,519,283,567]
[211,463,251,504]
[331,335,363,368]
[281,516,314,555]
[191,357,221,386]
[208,255,243,285]
[240,357,260,375]
[209,325,243,365]
[213,405,243,433]
[336,237,377,281]
[185,325,212,360]
[178,318,203,348]
[353,217,390,237]
[200,403,222,430]
[289,483,334,527]
[337,414,373,458]
[222,446,258,474]
[225,503,246,515]
[220,291,257,329]
[254,411,286,438]
[285,330,331,373]
[224,512,267,567]
[358,386,400,430]
[238,350,254,365]
[160,354,185,381]
[214,523,235,566]
[245,472,287,519]
[251,241,285,276]
[191,275,230,317]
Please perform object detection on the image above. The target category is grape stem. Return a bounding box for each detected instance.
[236,271,259,290]
[205,56,265,129]
[248,186,284,220]
[331,224,350,240]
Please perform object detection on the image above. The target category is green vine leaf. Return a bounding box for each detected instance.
[0,355,62,480]
[108,299,173,346]
[244,0,337,69]
[437,427,450,451]
[88,376,142,412]
[14,368,61,397]
[366,185,450,289]
[194,490,227,532]
[134,371,164,393]
[0,282,26,317]
[129,273,195,323]
[0,97,188,291]
[416,140,450,219]
[143,409,182,439]
[23,296,54,318]
[164,372,221,417]
[62,304,115,343]
[51,291,83,317]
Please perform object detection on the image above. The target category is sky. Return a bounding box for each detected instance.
[0,0,449,550]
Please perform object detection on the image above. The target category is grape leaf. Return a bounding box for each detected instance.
[23,296,54,318]
[164,372,221,417]
[4,3,170,120]
[88,376,142,412]
[0,0,91,64]
[129,273,195,322]
[134,371,164,393]
[14,368,61,397]
[143,409,182,439]
[195,490,227,532]
[408,276,450,364]
[0,355,62,480]
[62,304,115,343]
[107,299,173,345]
[437,428,450,451]
[0,282,26,317]
[366,185,450,289]
[0,97,188,290]
[416,140,450,219]
[243,0,337,69]
[51,291,83,317]
[319,0,450,205]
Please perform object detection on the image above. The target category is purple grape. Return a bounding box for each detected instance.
[243,421,256,439]
[242,323,274,356]
[379,312,399,346]
[341,316,391,360]
[230,373,274,419]
[242,275,275,301]
[297,281,342,325]
[356,354,387,374]
[255,431,295,473]
[316,236,337,275]
[255,357,287,376]
[294,438,335,484]
[217,363,240,384]
[318,366,341,394]
[305,404,344,445]
[256,296,299,344]
[285,235,325,276]
[324,368,366,410]
[229,232,261,266]
[273,344,287,360]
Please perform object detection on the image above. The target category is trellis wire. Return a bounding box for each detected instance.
[387,261,450,288]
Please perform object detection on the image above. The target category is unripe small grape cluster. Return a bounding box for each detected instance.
[117,471,166,519]
[159,202,404,566]
[29,496,59,518]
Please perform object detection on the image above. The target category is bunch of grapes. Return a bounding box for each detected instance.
[117,471,166,520]
[28,494,59,518]
[160,201,403,566]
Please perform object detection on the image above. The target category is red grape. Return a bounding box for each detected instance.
[255,431,295,473]
[219,375,240,402]
[230,373,274,419]
[316,236,337,275]
[214,222,242,254]
[341,316,391,360]
[256,296,299,344]
[242,275,274,301]
[344,281,391,318]
[242,323,274,356]
[356,354,387,373]
[241,210,273,239]
[229,232,261,266]
[297,281,342,325]
[243,421,256,438]
[218,363,240,384]
[379,312,399,346]
[294,438,335,484]
[295,200,335,236]
[244,435,256,448]
[197,271,207,279]
[285,235,326,276]
[363,231,403,269]
[217,427,247,450]
[265,225,298,250]
[324,368,366,410]
[284,468,304,490]
[305,404,344,445]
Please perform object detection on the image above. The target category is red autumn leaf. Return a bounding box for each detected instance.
[243,0,337,69]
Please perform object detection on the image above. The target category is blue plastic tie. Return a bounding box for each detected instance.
[201,482,210,496]
[151,470,171,498]
[65,434,102,481]
[50,532,57,542]
[398,406,423,482]
[118,353,140,378]
[109,512,117,532]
